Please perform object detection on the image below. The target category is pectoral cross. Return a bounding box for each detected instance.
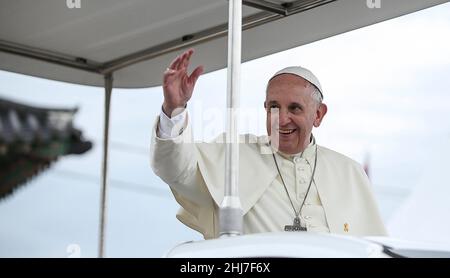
[284,216,306,232]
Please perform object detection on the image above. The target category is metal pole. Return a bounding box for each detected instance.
[98,73,113,258]
[219,0,243,237]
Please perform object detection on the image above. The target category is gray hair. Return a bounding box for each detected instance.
[309,82,323,104]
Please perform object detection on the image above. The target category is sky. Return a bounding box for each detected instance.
[0,2,450,257]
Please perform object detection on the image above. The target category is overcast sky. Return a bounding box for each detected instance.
[1,2,450,257]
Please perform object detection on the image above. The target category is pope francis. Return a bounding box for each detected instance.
[150,49,387,239]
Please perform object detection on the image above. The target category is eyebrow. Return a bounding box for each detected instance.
[288,102,303,108]
[267,101,304,108]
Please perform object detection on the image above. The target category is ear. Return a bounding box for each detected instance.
[264,101,267,109]
[313,103,327,127]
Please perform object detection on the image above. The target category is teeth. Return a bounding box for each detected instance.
[279,129,295,134]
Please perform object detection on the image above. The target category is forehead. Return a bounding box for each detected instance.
[266,74,312,102]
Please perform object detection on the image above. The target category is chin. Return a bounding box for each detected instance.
[278,145,294,155]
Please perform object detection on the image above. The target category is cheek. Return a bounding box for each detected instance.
[291,118,311,137]
[297,112,316,128]
[291,116,305,129]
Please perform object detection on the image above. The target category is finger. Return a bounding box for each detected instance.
[175,67,188,79]
[168,55,182,70]
[174,54,187,70]
[176,52,188,70]
[163,67,179,84]
[164,67,177,75]
[163,67,178,82]
[182,49,194,69]
[163,72,175,86]
[188,65,204,84]
[177,49,194,70]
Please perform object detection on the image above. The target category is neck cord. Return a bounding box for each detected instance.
[272,144,318,219]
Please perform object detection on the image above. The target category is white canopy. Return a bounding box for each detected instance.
[1,0,447,88]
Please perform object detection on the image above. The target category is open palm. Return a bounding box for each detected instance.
[162,49,203,117]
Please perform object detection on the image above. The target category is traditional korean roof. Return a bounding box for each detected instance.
[0,97,92,200]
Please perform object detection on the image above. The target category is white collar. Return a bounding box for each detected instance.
[274,135,316,164]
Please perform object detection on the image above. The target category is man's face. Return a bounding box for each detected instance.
[265,74,327,154]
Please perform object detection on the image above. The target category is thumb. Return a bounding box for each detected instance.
[188,66,204,85]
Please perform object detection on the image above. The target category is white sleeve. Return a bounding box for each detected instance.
[157,107,188,139]
[150,111,211,206]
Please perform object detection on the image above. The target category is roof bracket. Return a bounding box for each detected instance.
[242,0,288,15]
[242,0,336,16]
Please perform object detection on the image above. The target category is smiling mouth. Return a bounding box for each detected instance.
[278,128,296,135]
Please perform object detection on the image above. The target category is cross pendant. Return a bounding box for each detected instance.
[284,216,306,232]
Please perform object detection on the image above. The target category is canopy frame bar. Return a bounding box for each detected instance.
[0,40,101,73]
[100,0,335,73]
[0,0,335,76]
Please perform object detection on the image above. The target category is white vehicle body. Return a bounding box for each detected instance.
[165,232,450,258]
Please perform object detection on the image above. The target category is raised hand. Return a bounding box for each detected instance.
[162,49,204,117]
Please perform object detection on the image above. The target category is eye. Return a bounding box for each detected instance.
[289,105,302,113]
[267,103,279,112]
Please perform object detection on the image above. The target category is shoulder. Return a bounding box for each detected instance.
[318,145,363,171]
[197,132,264,150]
[203,133,268,147]
[197,133,269,156]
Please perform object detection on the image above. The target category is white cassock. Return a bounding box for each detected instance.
[150,109,387,239]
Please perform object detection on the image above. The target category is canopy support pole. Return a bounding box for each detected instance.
[219,0,243,237]
[99,73,113,258]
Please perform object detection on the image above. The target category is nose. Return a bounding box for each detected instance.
[278,109,291,126]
